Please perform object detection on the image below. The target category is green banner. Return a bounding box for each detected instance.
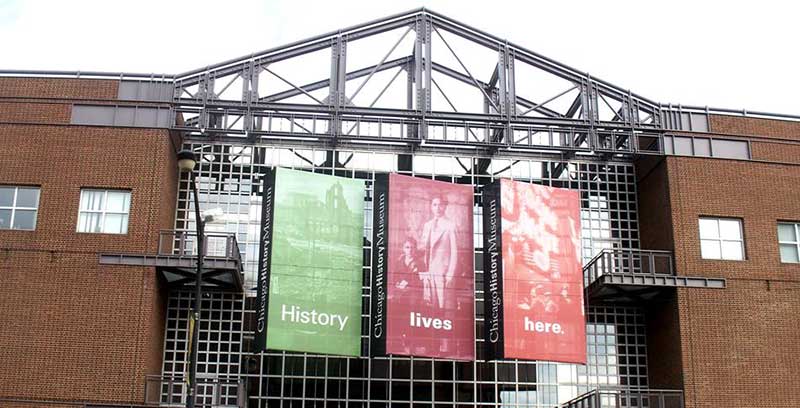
[265,168,364,356]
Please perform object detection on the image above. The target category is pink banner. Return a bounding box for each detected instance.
[385,174,475,360]
[500,179,586,363]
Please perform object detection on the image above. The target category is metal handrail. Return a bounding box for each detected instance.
[0,69,174,80]
[662,104,800,122]
[157,230,242,264]
[144,375,246,408]
[583,248,674,286]
[562,387,684,408]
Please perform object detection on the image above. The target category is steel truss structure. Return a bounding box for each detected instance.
[170,8,668,159]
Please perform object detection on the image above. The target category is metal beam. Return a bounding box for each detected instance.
[566,93,582,118]
[348,26,412,102]
[513,95,565,118]
[175,97,663,130]
[175,14,417,83]
[431,62,489,88]
[432,25,498,112]
[260,56,410,102]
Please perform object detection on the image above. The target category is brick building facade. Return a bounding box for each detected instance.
[0,78,176,405]
[1,10,798,408]
[637,116,800,408]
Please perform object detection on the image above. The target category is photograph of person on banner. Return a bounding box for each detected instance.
[418,194,458,309]
[386,174,474,360]
[500,179,585,363]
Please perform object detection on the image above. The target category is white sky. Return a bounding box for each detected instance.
[1,0,798,115]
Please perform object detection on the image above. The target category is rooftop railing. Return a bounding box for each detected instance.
[584,248,674,286]
[562,388,684,408]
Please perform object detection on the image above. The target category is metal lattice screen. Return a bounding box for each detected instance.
[163,142,646,407]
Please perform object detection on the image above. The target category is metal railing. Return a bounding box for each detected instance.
[144,375,246,408]
[157,230,242,264]
[562,388,684,408]
[584,248,674,286]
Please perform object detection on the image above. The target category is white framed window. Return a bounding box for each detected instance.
[699,217,745,260]
[77,189,131,234]
[778,222,800,263]
[0,186,40,230]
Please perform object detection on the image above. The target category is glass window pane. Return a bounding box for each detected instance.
[699,219,719,240]
[16,188,39,208]
[103,214,124,234]
[120,215,129,234]
[0,209,11,228]
[12,210,36,230]
[779,244,799,263]
[700,240,721,259]
[106,191,130,212]
[720,241,744,260]
[78,212,101,233]
[0,187,14,207]
[777,223,797,242]
[80,190,104,211]
[719,219,742,240]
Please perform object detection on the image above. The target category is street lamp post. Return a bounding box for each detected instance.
[177,150,203,408]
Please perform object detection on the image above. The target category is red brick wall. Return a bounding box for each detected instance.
[667,157,800,282]
[679,115,800,165]
[710,114,800,141]
[0,102,71,124]
[0,402,83,408]
[676,280,800,408]
[644,292,683,389]
[635,156,684,389]
[0,254,164,404]
[750,140,800,164]
[654,156,800,408]
[0,118,176,404]
[636,156,674,252]
[0,77,118,100]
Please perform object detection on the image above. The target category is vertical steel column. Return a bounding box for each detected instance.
[413,16,424,138]
[242,60,260,138]
[172,79,184,130]
[406,60,418,140]
[406,62,414,111]
[423,15,432,114]
[496,49,507,117]
[337,39,348,108]
[497,43,516,145]
[197,72,216,131]
[413,14,431,139]
[653,103,663,128]
[579,75,599,149]
[507,48,516,118]
[626,90,639,151]
[329,34,347,139]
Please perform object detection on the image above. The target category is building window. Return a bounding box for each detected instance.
[778,222,800,263]
[699,217,744,260]
[0,186,40,230]
[77,189,131,234]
